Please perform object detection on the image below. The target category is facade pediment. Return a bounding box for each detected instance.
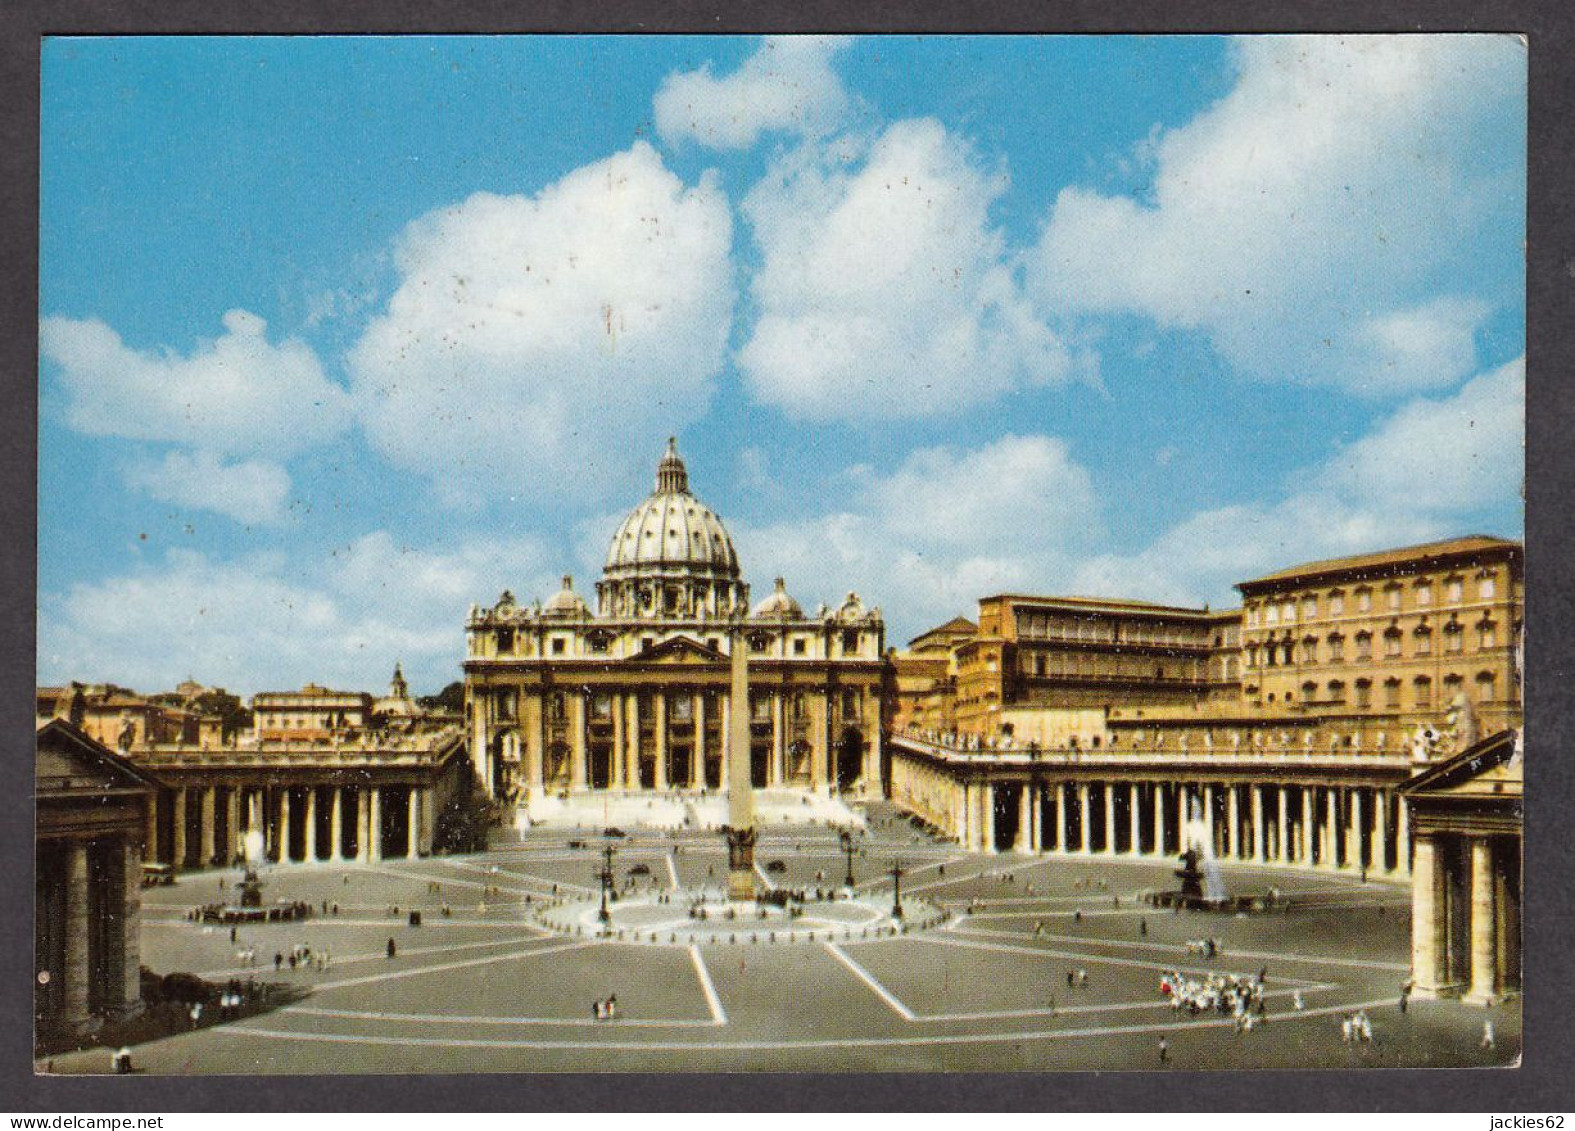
[633,635,724,664]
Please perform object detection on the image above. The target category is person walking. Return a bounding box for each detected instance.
[1158,1036,1169,1064]
[387,937,397,959]
[1482,1020,1496,1050]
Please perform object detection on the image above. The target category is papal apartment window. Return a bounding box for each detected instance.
[1329,591,1344,615]
[1385,679,1401,708]
[1328,634,1345,661]
[1357,588,1372,613]
[1415,677,1433,707]
[1415,626,1433,655]
[1445,624,1463,653]
[1265,604,1279,625]
[1355,680,1372,708]
[1281,601,1295,622]
[1384,629,1402,658]
[1448,578,1464,602]
[1303,597,1318,619]
[1480,576,1497,600]
[1416,582,1432,606]
[1355,632,1372,661]
[1478,621,1496,649]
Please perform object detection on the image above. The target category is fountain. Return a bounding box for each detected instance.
[1146,796,1284,913]
[197,827,311,924]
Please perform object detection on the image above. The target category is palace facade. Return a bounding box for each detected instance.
[464,440,886,803]
[887,535,1524,896]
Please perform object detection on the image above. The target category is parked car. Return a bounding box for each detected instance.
[765,860,787,874]
[141,862,176,888]
[629,863,651,876]
[604,827,627,838]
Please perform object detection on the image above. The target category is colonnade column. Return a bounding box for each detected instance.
[171,787,188,870]
[1129,783,1142,855]
[982,783,996,852]
[570,694,587,790]
[367,788,382,862]
[356,789,370,862]
[304,788,317,863]
[1302,786,1316,866]
[1411,834,1448,996]
[144,793,159,865]
[329,788,343,862]
[1466,838,1499,1003]
[1153,783,1166,856]
[407,788,421,860]
[279,788,293,863]
[1252,785,1266,863]
[225,789,240,865]
[1397,797,1411,876]
[1352,789,1366,873]
[199,787,216,866]
[1077,783,1091,854]
[1277,787,1290,863]
[1104,784,1117,855]
[1055,784,1068,855]
[1376,790,1391,873]
[771,695,785,787]
[626,696,641,790]
[654,694,669,791]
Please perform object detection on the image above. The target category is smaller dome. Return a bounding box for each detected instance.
[543,575,590,617]
[752,577,803,619]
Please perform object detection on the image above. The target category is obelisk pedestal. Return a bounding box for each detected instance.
[726,624,757,902]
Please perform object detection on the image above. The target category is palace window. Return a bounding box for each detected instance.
[1414,625,1433,655]
[1247,606,1260,629]
[1303,596,1318,619]
[1414,676,1432,708]
[1302,635,1318,663]
[1327,680,1346,703]
[708,637,721,653]
[1355,679,1372,708]
[1386,585,1403,612]
[1281,600,1296,622]
[1447,577,1464,602]
[592,694,612,719]
[843,629,860,653]
[1444,673,1464,700]
[1384,679,1401,708]
[749,634,770,654]
[1444,623,1463,653]
[1384,628,1402,658]
[1356,588,1373,613]
[1328,633,1345,661]
[793,637,807,656]
[1302,680,1317,700]
[1480,575,1497,600]
[496,628,515,653]
[1329,590,1345,616]
[551,638,566,656]
[1416,581,1432,607]
[1478,620,1497,649]
[1355,632,1372,661]
[1265,604,1279,626]
[1476,671,1497,702]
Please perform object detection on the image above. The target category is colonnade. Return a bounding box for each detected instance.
[937,775,1410,877]
[1411,832,1520,1002]
[144,781,432,870]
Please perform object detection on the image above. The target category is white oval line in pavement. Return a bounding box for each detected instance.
[226,993,1402,1054]
[311,939,599,993]
[193,932,545,980]
[688,946,727,1026]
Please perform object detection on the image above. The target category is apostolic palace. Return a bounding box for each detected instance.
[34,438,1524,1042]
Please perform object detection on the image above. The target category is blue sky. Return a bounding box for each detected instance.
[38,35,1526,696]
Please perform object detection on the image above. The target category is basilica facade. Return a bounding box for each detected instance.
[464,440,886,803]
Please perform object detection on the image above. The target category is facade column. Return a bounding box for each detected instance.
[1411,834,1448,996]
[1465,838,1499,1003]
[1397,796,1411,877]
[568,693,586,791]
[719,694,730,790]
[329,788,343,862]
[171,787,188,870]
[693,693,706,788]
[1227,784,1241,858]
[611,693,625,792]
[279,788,293,863]
[626,695,642,790]
[1077,783,1091,853]
[368,788,382,862]
[1350,788,1365,872]
[1277,787,1290,863]
[771,694,786,787]
[62,842,91,1027]
[407,788,421,860]
[654,694,668,790]
[304,787,318,862]
[1321,789,1337,871]
[1030,784,1043,852]
[982,783,996,852]
[1015,785,1032,852]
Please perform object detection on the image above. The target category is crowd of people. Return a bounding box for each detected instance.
[1159,968,1267,1029]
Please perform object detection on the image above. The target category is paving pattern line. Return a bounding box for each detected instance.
[666,853,681,891]
[309,938,601,993]
[224,993,1402,1054]
[821,942,916,1021]
[909,930,1327,989]
[194,931,544,980]
[688,945,727,1026]
[282,1006,716,1028]
[428,857,596,896]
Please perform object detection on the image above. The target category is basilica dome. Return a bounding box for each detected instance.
[598,439,749,620]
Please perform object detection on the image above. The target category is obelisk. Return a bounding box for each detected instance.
[726,621,758,902]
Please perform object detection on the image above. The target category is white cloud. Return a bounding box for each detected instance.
[40,309,352,455]
[1070,355,1525,606]
[734,435,1100,638]
[1030,35,1524,394]
[38,533,559,697]
[347,141,735,503]
[740,118,1090,420]
[653,36,854,150]
[123,450,294,526]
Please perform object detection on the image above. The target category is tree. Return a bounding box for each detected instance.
[418,680,465,713]
[193,689,251,735]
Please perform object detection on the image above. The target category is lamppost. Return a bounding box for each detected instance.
[889,860,905,920]
[595,842,617,928]
[839,829,858,888]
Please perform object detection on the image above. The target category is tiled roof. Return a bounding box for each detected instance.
[1238,536,1519,591]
